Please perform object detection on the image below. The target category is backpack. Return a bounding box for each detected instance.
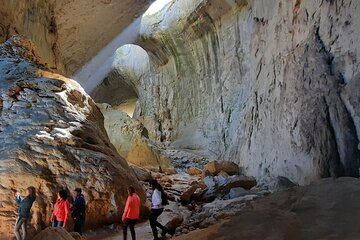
[161,190,169,206]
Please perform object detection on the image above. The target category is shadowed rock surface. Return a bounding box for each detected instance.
[0,36,145,239]
[174,177,360,240]
[0,0,150,75]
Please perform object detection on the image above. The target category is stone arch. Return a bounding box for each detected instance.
[91,44,150,116]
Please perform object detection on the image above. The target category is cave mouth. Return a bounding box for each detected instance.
[91,44,150,117]
[91,69,139,117]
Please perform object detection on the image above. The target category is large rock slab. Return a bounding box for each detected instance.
[213,177,360,240]
[0,36,145,238]
[173,177,360,240]
[202,175,256,202]
[98,103,170,171]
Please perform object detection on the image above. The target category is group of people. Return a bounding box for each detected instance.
[14,180,170,240]
[14,187,86,240]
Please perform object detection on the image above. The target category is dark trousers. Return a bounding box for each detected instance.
[14,217,27,240]
[52,217,64,227]
[123,219,137,240]
[73,216,85,235]
[149,208,167,240]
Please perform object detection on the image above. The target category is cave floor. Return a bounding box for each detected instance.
[86,221,154,240]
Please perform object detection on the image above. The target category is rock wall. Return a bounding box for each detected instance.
[0,36,145,239]
[0,0,150,75]
[99,0,360,184]
[98,103,170,171]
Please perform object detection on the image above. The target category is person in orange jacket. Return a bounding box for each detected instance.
[51,190,70,228]
[122,186,140,240]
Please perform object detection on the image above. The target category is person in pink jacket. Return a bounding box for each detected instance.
[122,186,140,240]
[51,190,70,228]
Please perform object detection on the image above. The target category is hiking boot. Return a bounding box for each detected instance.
[161,228,168,237]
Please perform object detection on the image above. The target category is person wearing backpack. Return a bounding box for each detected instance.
[149,180,169,240]
[14,186,36,240]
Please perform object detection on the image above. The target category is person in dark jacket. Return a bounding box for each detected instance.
[71,188,86,235]
[14,186,36,240]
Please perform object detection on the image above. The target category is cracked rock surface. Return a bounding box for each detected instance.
[0,36,146,239]
[96,0,360,184]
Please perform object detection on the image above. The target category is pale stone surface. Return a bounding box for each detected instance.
[97,103,170,170]
[96,0,360,185]
[0,36,145,239]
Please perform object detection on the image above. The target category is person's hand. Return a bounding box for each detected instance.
[15,192,20,197]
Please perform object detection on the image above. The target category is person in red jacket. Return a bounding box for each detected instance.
[122,186,140,240]
[51,190,70,228]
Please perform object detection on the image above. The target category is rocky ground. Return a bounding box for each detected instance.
[33,160,299,240]
[81,176,360,240]
[32,165,360,240]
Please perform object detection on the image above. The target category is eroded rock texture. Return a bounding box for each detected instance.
[96,0,360,184]
[0,0,150,75]
[0,36,145,239]
[98,103,170,171]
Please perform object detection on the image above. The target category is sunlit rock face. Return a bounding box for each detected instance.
[101,0,360,184]
[0,0,150,75]
[0,36,146,239]
[98,103,170,171]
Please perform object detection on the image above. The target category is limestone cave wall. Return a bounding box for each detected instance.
[109,0,360,184]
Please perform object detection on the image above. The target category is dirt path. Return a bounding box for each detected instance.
[86,221,225,240]
[85,222,154,240]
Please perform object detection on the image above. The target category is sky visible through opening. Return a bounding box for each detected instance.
[145,0,172,15]
[73,0,172,93]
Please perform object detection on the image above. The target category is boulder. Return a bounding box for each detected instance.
[205,161,240,176]
[227,176,257,190]
[202,175,256,202]
[69,232,85,240]
[203,176,216,189]
[164,167,178,175]
[130,164,153,182]
[164,214,184,235]
[33,228,75,240]
[187,167,203,176]
[180,183,208,204]
[161,176,173,184]
[98,103,171,171]
[180,186,199,204]
[228,187,249,199]
[0,36,145,238]
[255,176,298,193]
[202,169,212,179]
